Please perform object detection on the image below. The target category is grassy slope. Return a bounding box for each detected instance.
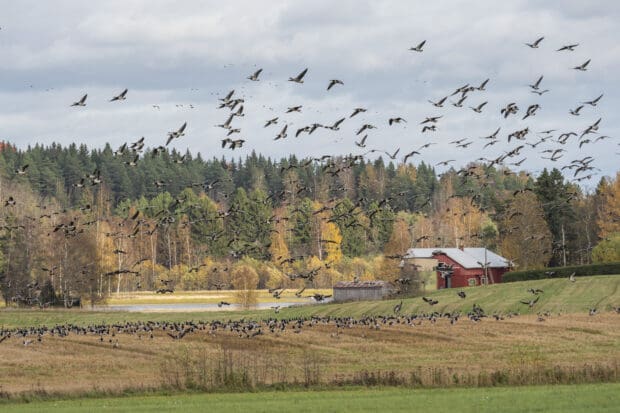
[2,384,620,413]
[0,275,618,328]
[283,274,620,319]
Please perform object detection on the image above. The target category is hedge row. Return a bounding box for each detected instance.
[503,262,620,282]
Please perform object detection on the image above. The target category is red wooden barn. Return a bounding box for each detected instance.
[402,248,513,289]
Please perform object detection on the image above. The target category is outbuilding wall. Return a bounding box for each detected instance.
[333,287,384,302]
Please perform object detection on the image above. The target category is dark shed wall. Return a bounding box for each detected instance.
[333,287,384,302]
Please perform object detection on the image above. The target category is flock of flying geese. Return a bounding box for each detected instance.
[53,35,610,187]
[1,33,617,317]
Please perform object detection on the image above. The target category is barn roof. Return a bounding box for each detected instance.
[333,280,391,289]
[402,248,512,269]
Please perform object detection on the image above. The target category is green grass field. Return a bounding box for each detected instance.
[2,383,619,413]
[1,275,617,328]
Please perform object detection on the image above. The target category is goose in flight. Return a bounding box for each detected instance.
[71,94,87,107]
[582,94,603,107]
[451,95,467,107]
[219,89,235,103]
[436,159,455,167]
[402,150,420,163]
[110,88,128,102]
[355,134,368,148]
[522,104,540,120]
[216,114,234,130]
[385,148,400,160]
[500,103,519,118]
[166,122,187,145]
[388,117,406,125]
[525,36,544,48]
[15,165,28,175]
[296,126,311,137]
[409,40,426,52]
[326,117,345,131]
[573,59,591,71]
[476,78,489,91]
[520,296,540,308]
[310,293,331,302]
[428,96,447,107]
[529,75,544,90]
[124,155,139,167]
[274,124,288,140]
[557,43,578,51]
[569,105,584,116]
[247,68,262,81]
[327,79,344,91]
[470,101,487,113]
[264,117,278,127]
[356,124,376,135]
[420,116,442,124]
[422,296,438,305]
[288,68,308,83]
[350,108,367,118]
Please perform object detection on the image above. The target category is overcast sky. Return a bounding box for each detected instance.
[0,1,618,189]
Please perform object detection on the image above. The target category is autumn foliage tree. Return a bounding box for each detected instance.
[499,192,552,270]
[596,173,620,239]
[231,264,259,309]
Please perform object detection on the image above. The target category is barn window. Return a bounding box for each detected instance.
[467,278,477,287]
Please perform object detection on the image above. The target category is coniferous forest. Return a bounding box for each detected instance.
[0,141,618,305]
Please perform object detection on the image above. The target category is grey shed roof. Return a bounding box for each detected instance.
[402,248,512,269]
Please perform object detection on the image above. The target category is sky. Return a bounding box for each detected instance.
[0,0,618,190]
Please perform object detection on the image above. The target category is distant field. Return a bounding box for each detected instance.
[2,384,620,413]
[0,276,618,397]
[1,275,617,328]
[105,289,332,305]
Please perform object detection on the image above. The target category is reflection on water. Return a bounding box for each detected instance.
[94,301,316,312]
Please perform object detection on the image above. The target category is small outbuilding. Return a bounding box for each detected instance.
[333,280,394,302]
[402,247,513,289]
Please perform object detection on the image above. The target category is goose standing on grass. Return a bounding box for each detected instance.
[393,301,403,314]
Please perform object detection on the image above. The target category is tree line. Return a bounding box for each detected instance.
[0,141,618,305]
